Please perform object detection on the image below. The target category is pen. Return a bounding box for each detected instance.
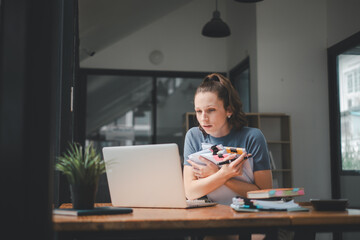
[225,147,245,155]
[217,155,250,165]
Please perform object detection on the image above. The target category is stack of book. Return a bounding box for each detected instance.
[230,187,307,212]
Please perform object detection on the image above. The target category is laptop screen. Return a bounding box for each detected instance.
[103,143,188,208]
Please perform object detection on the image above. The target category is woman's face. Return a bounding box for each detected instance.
[194,92,232,138]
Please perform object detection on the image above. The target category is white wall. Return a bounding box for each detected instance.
[327,0,360,47]
[256,0,330,201]
[81,0,227,72]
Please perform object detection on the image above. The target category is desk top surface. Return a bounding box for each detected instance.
[53,203,360,232]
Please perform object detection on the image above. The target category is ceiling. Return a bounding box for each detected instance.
[78,0,193,60]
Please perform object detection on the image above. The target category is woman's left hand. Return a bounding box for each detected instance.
[187,156,219,178]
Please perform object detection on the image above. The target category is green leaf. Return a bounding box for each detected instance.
[55,142,105,185]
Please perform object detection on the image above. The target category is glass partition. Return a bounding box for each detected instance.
[86,75,153,148]
[84,72,203,160]
[156,77,202,156]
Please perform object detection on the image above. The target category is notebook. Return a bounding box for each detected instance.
[246,188,305,199]
[102,143,217,209]
[53,206,133,216]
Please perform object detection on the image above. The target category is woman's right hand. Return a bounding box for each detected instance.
[187,156,219,179]
[219,152,248,179]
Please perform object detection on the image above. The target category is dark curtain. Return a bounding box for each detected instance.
[0,0,65,239]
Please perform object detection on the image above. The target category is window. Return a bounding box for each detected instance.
[229,57,251,112]
[328,32,360,202]
[80,69,211,159]
[338,55,360,171]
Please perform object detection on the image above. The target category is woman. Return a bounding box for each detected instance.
[183,73,273,205]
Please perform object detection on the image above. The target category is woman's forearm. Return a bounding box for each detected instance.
[225,170,273,197]
[184,166,231,200]
[224,178,260,197]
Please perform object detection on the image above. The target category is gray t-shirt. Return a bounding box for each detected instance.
[183,126,271,204]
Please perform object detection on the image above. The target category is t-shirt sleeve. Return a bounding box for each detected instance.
[246,129,271,171]
[183,128,200,166]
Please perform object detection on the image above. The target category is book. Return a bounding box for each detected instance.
[188,144,248,166]
[251,199,308,211]
[53,206,133,216]
[231,201,309,212]
[246,187,305,199]
[231,197,309,212]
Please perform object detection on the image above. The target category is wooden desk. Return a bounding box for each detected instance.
[286,207,360,239]
[53,203,360,240]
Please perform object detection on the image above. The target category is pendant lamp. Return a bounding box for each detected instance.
[202,0,231,38]
[234,0,263,2]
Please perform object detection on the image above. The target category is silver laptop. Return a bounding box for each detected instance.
[102,143,216,208]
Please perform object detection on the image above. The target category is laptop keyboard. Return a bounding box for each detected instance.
[186,199,217,208]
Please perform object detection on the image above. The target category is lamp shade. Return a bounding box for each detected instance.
[202,10,231,38]
[234,0,263,2]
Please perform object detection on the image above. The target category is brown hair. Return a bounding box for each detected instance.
[195,73,248,134]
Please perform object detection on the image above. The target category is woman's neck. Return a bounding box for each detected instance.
[211,125,232,138]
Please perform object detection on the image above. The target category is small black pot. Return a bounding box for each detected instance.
[70,183,98,209]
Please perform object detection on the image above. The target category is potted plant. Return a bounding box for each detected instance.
[56,142,106,209]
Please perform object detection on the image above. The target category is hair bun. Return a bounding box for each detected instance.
[204,74,221,83]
